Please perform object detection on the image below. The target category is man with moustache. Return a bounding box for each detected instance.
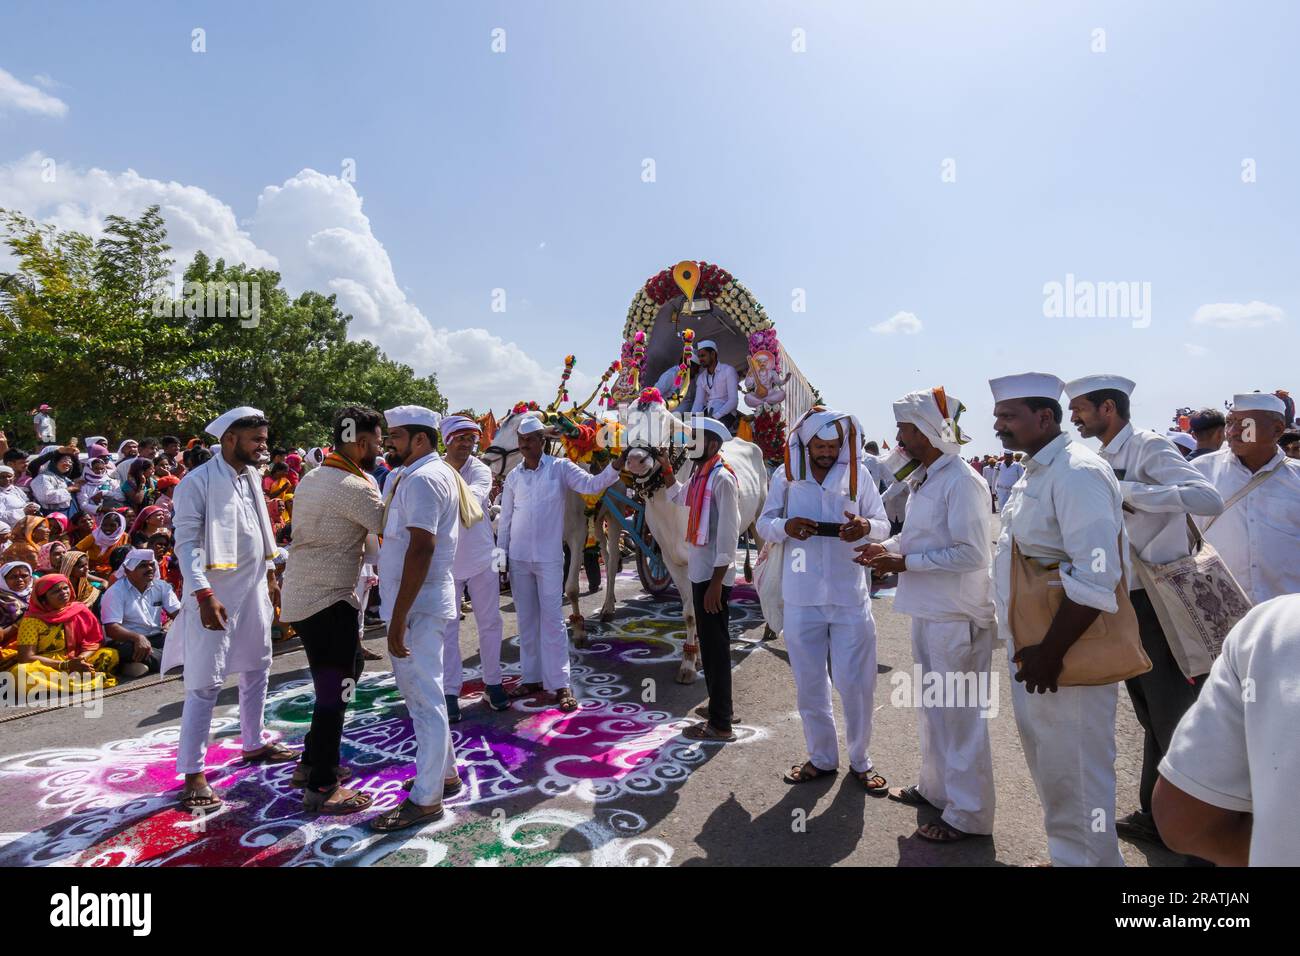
[858,388,997,841]
[1064,375,1224,849]
[989,373,1128,866]
[758,409,890,787]
[165,407,294,812]
[280,405,387,814]
[1192,393,1300,603]
[689,341,741,434]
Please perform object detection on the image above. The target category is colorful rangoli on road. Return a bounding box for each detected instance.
[0,576,768,867]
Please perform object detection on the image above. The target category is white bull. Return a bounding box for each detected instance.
[479,410,623,645]
[618,401,769,683]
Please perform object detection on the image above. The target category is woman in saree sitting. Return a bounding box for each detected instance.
[1,560,33,666]
[59,550,107,611]
[7,574,142,693]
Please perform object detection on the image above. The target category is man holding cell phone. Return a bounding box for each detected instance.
[756,408,891,791]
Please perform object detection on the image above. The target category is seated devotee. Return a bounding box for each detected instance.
[35,540,68,576]
[100,549,179,674]
[29,447,84,517]
[66,512,94,548]
[147,529,182,596]
[3,449,33,490]
[2,515,49,567]
[8,574,138,693]
[1,560,34,655]
[77,455,117,516]
[75,511,130,576]
[44,511,69,544]
[121,458,156,511]
[127,505,170,546]
[1,464,37,526]
[0,522,10,552]
[59,550,107,612]
[154,474,180,516]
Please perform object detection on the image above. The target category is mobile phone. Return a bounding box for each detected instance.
[814,521,842,537]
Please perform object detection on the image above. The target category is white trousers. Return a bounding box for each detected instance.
[784,604,876,773]
[176,667,270,774]
[1007,640,1124,866]
[509,559,569,691]
[911,618,996,835]
[443,567,505,694]
[390,612,456,806]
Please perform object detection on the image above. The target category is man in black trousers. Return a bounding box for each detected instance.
[280,406,387,814]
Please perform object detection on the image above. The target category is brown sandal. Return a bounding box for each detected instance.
[178,782,222,811]
[507,681,544,699]
[369,798,444,832]
[242,742,298,764]
[290,763,355,788]
[783,760,837,784]
[302,786,373,815]
[402,775,463,798]
[555,688,579,713]
[855,768,888,793]
[682,722,737,742]
[916,820,975,843]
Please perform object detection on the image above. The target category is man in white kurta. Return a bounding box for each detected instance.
[992,452,1024,512]
[165,407,291,810]
[1192,393,1300,603]
[990,373,1128,867]
[757,409,890,785]
[439,415,509,716]
[497,415,623,710]
[689,340,740,430]
[861,388,997,840]
[371,405,463,830]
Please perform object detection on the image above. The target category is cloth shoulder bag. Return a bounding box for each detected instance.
[753,480,789,635]
[450,466,485,529]
[1008,535,1151,685]
[1131,461,1281,678]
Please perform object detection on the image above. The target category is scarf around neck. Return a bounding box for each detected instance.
[685,453,733,546]
[26,574,104,655]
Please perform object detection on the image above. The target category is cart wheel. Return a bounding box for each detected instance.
[637,537,674,596]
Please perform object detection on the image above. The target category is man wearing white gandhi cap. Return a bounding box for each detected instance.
[164,406,295,812]
[370,403,465,831]
[858,388,998,840]
[989,372,1130,866]
[756,408,890,785]
[1065,374,1224,850]
[1192,392,1300,603]
[689,339,740,432]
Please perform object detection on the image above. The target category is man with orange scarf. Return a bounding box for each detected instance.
[662,417,741,742]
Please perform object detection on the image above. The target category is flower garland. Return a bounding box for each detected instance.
[753,407,786,463]
[622,262,772,341]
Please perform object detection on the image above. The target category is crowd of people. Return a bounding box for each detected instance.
[0,370,1296,865]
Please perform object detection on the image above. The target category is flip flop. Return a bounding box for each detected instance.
[402,775,464,798]
[507,681,544,699]
[302,786,373,816]
[369,799,445,832]
[682,722,737,743]
[855,768,888,794]
[555,689,580,713]
[916,820,976,843]
[783,760,838,784]
[242,742,298,765]
[290,763,355,788]
[887,785,935,808]
[694,705,739,723]
[178,783,222,812]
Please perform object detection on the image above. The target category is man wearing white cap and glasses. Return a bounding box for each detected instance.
[858,388,998,840]
[1065,374,1225,850]
[989,373,1129,866]
[370,404,466,831]
[689,340,740,434]
[497,413,627,713]
[439,414,509,716]
[1191,392,1300,603]
[758,408,890,787]
[101,547,181,675]
[164,406,294,812]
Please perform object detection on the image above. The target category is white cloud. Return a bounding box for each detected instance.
[0,154,582,413]
[869,310,923,335]
[0,67,68,118]
[1184,343,1210,357]
[1191,301,1285,329]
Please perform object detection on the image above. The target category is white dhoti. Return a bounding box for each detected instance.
[509,558,569,690]
[1006,639,1123,866]
[911,618,996,835]
[784,604,876,773]
[443,567,504,694]
[163,563,274,774]
[390,611,456,806]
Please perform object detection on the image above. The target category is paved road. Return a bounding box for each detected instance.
[0,565,1179,867]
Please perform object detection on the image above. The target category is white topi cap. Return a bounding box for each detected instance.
[1168,432,1197,452]
[517,415,546,436]
[692,417,731,442]
[206,406,264,439]
[989,373,1065,403]
[1231,392,1286,415]
[1063,374,1137,400]
[384,405,442,430]
[696,339,718,352]
[122,548,157,571]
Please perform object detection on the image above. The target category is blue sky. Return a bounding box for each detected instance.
[2,0,1296,452]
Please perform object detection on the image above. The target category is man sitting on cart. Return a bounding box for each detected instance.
[690,340,740,435]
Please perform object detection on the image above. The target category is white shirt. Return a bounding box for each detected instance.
[76,470,115,515]
[666,461,741,585]
[0,484,31,525]
[1158,594,1300,866]
[885,454,995,625]
[29,471,72,510]
[452,455,497,579]
[756,460,888,615]
[994,433,1127,614]
[1192,448,1300,603]
[993,460,1024,498]
[497,455,621,564]
[379,452,461,621]
[173,454,270,593]
[690,363,740,419]
[101,576,182,631]
[1099,423,1224,570]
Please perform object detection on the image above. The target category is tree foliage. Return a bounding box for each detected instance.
[0,205,444,447]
